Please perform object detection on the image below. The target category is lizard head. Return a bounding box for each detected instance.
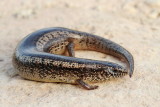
[104,64,128,78]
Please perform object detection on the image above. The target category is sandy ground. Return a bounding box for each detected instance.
[0,0,160,107]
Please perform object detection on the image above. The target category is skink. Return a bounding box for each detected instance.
[12,27,134,90]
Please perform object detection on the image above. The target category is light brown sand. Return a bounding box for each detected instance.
[0,0,160,107]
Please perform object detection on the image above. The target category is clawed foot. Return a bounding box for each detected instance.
[76,79,98,90]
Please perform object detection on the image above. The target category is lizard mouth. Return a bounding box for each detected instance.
[113,69,128,78]
[107,66,128,78]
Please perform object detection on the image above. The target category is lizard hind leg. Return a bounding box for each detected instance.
[76,79,98,90]
[67,42,75,57]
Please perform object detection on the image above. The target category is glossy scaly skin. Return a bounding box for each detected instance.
[12,27,134,90]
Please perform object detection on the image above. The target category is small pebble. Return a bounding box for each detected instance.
[0,59,3,61]
[13,9,36,19]
[148,9,160,19]
[145,0,160,7]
